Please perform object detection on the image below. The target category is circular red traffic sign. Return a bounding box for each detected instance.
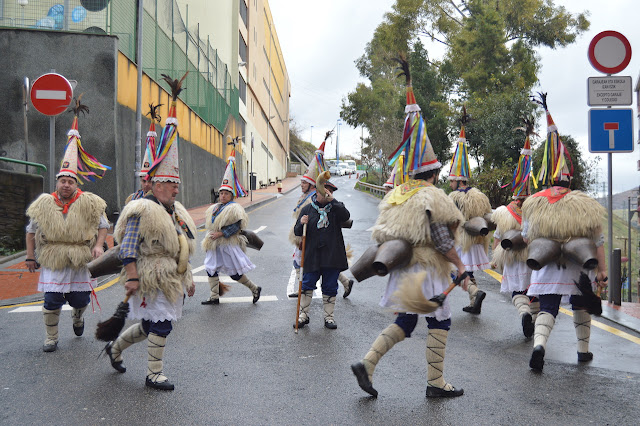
[588,31,632,74]
[30,73,73,116]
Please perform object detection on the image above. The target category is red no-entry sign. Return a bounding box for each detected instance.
[30,73,73,116]
[588,31,632,74]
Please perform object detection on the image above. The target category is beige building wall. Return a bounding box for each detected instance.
[241,0,290,187]
[174,0,290,189]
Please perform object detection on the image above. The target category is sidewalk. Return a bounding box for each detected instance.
[0,176,301,307]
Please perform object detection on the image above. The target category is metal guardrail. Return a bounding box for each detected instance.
[356,180,386,198]
[0,157,47,173]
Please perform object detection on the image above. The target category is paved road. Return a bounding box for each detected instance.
[1,175,639,425]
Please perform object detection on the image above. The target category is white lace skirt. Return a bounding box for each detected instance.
[457,244,490,271]
[204,245,255,277]
[527,261,596,304]
[38,267,95,293]
[128,291,184,322]
[379,263,452,322]
[500,260,532,293]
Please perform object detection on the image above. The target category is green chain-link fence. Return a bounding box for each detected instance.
[1,0,238,132]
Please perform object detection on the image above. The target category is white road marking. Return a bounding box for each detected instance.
[285,266,326,299]
[254,226,266,233]
[10,306,72,313]
[217,295,278,303]
[366,226,375,232]
[193,275,231,283]
[191,265,206,274]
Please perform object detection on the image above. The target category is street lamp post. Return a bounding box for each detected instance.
[310,125,314,144]
[336,119,342,163]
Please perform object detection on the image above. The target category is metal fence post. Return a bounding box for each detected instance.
[610,248,622,306]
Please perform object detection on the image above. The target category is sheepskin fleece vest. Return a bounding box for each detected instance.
[491,205,528,269]
[449,188,492,253]
[26,192,106,271]
[288,191,315,246]
[372,185,463,280]
[115,199,196,303]
[522,189,604,242]
[201,202,248,252]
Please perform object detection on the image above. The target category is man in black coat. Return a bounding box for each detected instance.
[294,181,350,329]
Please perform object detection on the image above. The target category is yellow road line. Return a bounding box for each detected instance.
[485,269,640,345]
[0,276,120,310]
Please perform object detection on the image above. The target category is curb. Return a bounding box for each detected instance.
[0,250,27,266]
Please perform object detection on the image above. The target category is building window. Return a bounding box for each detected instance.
[239,32,247,63]
[239,73,247,105]
[239,0,248,28]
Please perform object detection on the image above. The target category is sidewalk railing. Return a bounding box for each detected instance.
[356,181,385,198]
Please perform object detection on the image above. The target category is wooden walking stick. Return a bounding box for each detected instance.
[294,223,308,334]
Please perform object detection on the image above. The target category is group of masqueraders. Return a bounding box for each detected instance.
[24,68,607,397]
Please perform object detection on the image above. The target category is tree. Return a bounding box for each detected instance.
[342,41,452,170]
[464,90,538,168]
[382,0,589,95]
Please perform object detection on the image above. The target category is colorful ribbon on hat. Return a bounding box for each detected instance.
[388,110,427,175]
[393,153,406,187]
[511,140,538,196]
[448,134,470,179]
[230,157,247,197]
[66,123,111,184]
[146,120,177,180]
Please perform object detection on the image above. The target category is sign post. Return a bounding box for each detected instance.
[587,31,633,305]
[30,72,73,191]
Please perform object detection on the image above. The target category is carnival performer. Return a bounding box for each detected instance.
[523,93,607,371]
[293,175,350,329]
[447,110,491,314]
[124,104,160,205]
[25,97,110,352]
[491,118,539,337]
[103,74,197,391]
[201,149,261,305]
[351,57,469,398]
[287,133,353,299]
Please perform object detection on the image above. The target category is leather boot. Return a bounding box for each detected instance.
[338,273,354,298]
[42,307,61,352]
[573,310,593,362]
[530,312,555,371]
[106,323,147,373]
[71,305,87,336]
[323,294,337,329]
[462,279,485,314]
[146,333,174,391]
[351,324,405,397]
[426,328,463,397]
[294,290,313,328]
[512,294,533,338]
[202,276,220,305]
[238,275,261,303]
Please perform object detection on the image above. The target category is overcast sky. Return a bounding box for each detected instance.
[269,0,640,194]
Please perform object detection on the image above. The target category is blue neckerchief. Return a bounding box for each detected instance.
[456,186,472,193]
[311,194,332,229]
[211,201,235,223]
[294,190,315,213]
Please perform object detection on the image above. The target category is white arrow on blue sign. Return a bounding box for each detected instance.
[588,108,634,153]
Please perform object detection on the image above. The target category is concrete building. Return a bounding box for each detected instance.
[0,0,290,220]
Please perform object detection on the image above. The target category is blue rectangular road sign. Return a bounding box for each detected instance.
[588,108,634,153]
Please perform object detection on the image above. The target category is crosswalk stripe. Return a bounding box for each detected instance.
[10,306,72,313]
[217,295,278,303]
[193,275,231,282]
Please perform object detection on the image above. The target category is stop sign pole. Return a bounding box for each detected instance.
[30,71,74,191]
[588,30,633,304]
